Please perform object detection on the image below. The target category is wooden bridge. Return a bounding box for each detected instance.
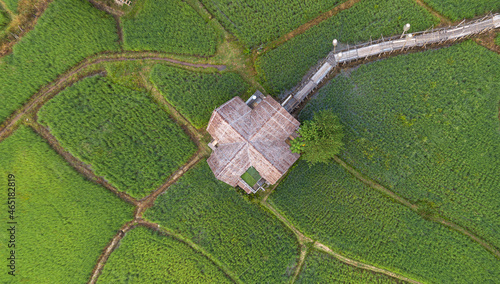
[282,13,500,112]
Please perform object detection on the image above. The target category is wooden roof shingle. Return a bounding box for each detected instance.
[207,96,300,192]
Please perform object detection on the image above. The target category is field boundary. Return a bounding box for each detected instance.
[88,219,136,284]
[262,200,422,284]
[138,220,242,283]
[135,151,206,218]
[313,243,422,284]
[412,0,451,25]
[333,156,500,259]
[290,244,309,283]
[0,0,52,57]
[473,29,500,53]
[255,0,361,57]
[114,15,123,48]
[0,51,226,143]
[28,122,139,206]
[89,218,242,284]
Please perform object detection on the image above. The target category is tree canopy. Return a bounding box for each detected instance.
[291,109,344,165]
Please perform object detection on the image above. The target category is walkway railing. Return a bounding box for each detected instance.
[282,13,500,113]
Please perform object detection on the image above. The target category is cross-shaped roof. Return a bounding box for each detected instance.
[207,96,300,193]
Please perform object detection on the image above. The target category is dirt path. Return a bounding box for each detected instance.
[262,201,313,244]
[314,243,422,284]
[255,0,361,57]
[136,220,241,283]
[135,151,205,219]
[333,156,416,209]
[114,15,123,48]
[474,30,500,53]
[89,218,241,284]
[0,50,225,282]
[412,0,451,25]
[290,244,308,283]
[333,155,500,259]
[0,52,226,142]
[262,200,421,283]
[0,0,52,57]
[88,220,136,284]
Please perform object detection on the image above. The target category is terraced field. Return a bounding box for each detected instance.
[269,160,500,283]
[145,162,300,283]
[0,0,119,124]
[150,64,248,128]
[255,0,439,95]
[301,41,500,250]
[296,249,402,283]
[201,0,347,48]
[0,0,497,282]
[0,126,134,283]
[98,226,233,283]
[38,76,197,199]
[122,0,218,55]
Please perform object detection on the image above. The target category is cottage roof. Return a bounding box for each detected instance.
[207,96,300,193]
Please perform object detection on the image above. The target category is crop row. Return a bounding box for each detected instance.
[122,0,218,55]
[255,0,439,95]
[38,76,197,199]
[0,126,133,283]
[145,161,300,283]
[0,0,119,124]
[201,0,345,48]
[269,160,500,283]
[301,41,500,250]
[98,226,232,283]
[150,64,248,129]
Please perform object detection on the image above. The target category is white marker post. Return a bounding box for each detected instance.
[401,23,411,38]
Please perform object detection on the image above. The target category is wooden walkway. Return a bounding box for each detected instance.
[282,13,500,112]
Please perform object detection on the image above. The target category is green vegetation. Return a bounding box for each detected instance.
[269,160,500,283]
[296,249,400,283]
[0,126,133,283]
[2,0,18,13]
[201,0,345,48]
[150,64,248,128]
[104,60,147,91]
[495,33,500,46]
[255,0,439,94]
[122,0,218,55]
[145,161,299,283]
[98,226,232,283]
[422,0,500,21]
[0,9,8,29]
[0,0,119,124]
[38,76,197,199]
[291,109,344,165]
[241,166,261,186]
[301,41,500,249]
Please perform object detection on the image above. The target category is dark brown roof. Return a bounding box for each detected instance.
[207,96,300,192]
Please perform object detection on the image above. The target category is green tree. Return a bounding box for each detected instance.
[291,109,344,165]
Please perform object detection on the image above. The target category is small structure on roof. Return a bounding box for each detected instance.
[207,91,300,194]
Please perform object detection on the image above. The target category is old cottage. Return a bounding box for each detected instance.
[207,92,300,194]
